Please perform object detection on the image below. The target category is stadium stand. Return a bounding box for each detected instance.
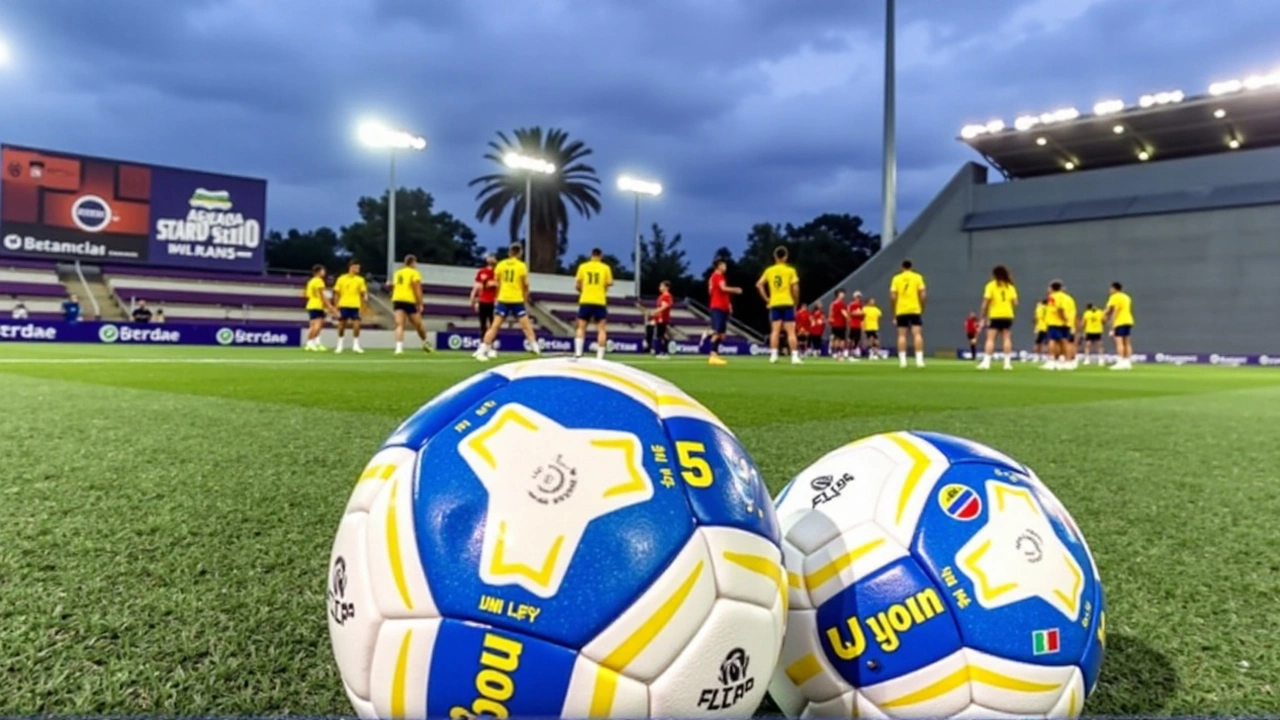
[0,262,69,320]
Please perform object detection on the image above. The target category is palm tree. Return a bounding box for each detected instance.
[469,127,602,273]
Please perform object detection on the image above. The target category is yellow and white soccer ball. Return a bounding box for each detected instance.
[328,358,786,719]
[768,431,1105,719]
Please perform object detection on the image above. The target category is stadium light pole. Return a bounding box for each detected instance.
[357,120,426,283]
[617,176,663,298]
[503,152,556,267]
[881,0,898,247]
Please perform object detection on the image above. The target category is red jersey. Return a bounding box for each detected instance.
[475,267,496,304]
[708,271,732,311]
[847,300,864,328]
[965,316,979,336]
[796,306,811,333]
[810,309,826,334]
[654,292,674,323]
[829,299,847,327]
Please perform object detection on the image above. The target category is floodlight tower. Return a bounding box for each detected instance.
[357,120,426,283]
[503,152,556,266]
[617,175,663,298]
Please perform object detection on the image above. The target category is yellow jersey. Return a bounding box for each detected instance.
[890,270,926,315]
[391,267,422,304]
[1083,309,1105,334]
[759,263,798,308]
[983,280,1018,320]
[1048,290,1076,328]
[1034,303,1048,333]
[862,305,883,332]
[304,276,326,311]
[333,273,367,309]
[575,260,613,306]
[494,257,529,304]
[1106,291,1135,326]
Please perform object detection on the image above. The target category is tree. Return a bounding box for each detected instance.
[637,223,693,298]
[468,127,602,273]
[781,213,881,302]
[264,227,341,273]
[339,188,484,278]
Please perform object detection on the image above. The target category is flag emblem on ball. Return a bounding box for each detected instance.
[938,483,982,521]
[1033,628,1061,655]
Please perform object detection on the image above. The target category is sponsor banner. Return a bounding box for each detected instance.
[0,144,267,271]
[436,330,771,355]
[956,349,1278,366]
[0,320,300,346]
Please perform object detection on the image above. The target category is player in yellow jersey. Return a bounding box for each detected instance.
[333,260,368,354]
[755,245,802,364]
[1079,303,1106,365]
[861,298,883,360]
[1105,281,1136,370]
[390,255,430,355]
[1045,280,1078,371]
[573,247,614,361]
[978,264,1018,371]
[475,244,541,361]
[1033,298,1050,362]
[889,259,927,368]
[303,264,336,352]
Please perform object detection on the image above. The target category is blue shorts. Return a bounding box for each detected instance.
[1047,327,1069,341]
[496,302,526,319]
[710,308,729,334]
[577,304,607,322]
[1115,325,1132,338]
[339,308,361,321]
[308,309,326,320]
[769,307,796,323]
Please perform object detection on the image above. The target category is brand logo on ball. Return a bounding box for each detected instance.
[98,324,119,343]
[215,327,235,345]
[698,648,754,710]
[811,472,853,507]
[1016,528,1044,563]
[528,455,578,505]
[328,556,355,625]
[938,483,983,521]
[448,334,464,350]
[71,195,113,233]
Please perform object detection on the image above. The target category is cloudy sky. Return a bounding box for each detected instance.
[2,0,1278,264]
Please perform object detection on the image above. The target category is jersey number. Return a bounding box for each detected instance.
[676,441,713,488]
[587,271,602,285]
[502,269,516,282]
[772,275,783,289]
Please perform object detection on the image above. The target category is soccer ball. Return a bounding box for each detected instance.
[328,358,786,719]
[767,431,1105,719]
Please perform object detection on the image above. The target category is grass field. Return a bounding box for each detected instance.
[2,343,1279,716]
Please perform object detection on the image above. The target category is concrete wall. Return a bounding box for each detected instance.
[823,148,1280,355]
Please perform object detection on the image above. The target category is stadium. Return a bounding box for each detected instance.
[4,28,1280,720]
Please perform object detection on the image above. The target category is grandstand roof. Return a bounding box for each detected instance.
[959,75,1280,179]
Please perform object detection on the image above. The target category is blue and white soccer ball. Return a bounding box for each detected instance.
[328,358,787,719]
[768,431,1105,719]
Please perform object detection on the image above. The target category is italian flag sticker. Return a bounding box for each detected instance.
[1033,628,1061,655]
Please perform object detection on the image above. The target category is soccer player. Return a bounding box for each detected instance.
[475,244,540,361]
[890,259,927,368]
[795,303,811,357]
[391,254,430,355]
[1080,303,1105,365]
[829,290,848,360]
[847,291,865,360]
[303,264,335,352]
[1045,280,1077,371]
[978,264,1018,371]
[706,259,742,365]
[755,245,802,364]
[1033,298,1049,362]
[470,254,498,336]
[573,248,613,360]
[965,312,980,361]
[1105,281,1136,370]
[861,297,882,359]
[809,301,827,356]
[652,281,674,358]
[333,260,368,354]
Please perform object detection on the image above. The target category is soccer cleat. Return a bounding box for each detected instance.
[315,345,329,352]
[394,348,404,356]
[353,346,364,354]
[422,342,433,354]
[335,346,344,354]
[708,355,728,366]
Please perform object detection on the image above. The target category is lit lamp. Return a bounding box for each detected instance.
[503,152,556,266]
[357,120,426,283]
[617,175,663,298]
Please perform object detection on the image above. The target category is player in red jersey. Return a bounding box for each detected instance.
[846,291,865,360]
[705,259,742,365]
[964,311,980,360]
[652,281,674,358]
[795,304,811,356]
[829,290,848,360]
[469,254,498,336]
[809,301,827,357]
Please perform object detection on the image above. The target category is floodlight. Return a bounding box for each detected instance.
[1137,150,1150,161]
[1214,108,1227,119]
[1210,79,1243,96]
[960,124,984,139]
[503,152,555,174]
[1014,115,1039,132]
[1229,138,1241,149]
[357,120,426,151]
[1035,137,1048,146]
[1093,99,1125,115]
[0,39,10,67]
[1064,161,1076,171]
[1112,125,1125,135]
[1139,90,1184,108]
[617,175,662,196]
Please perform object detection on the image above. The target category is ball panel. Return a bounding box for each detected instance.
[911,465,1097,666]
[948,703,1030,720]
[647,599,780,718]
[815,557,964,688]
[580,531,717,683]
[869,433,951,550]
[701,526,787,612]
[343,680,378,720]
[780,538,813,611]
[1046,667,1085,719]
[412,377,694,649]
[366,467,436,618]
[423,619,578,719]
[857,649,971,719]
[851,691,893,719]
[964,648,1076,716]
[345,446,418,515]
[382,370,508,450]
[801,522,909,608]
[368,618,441,720]
[1078,597,1105,696]
[801,690,855,718]
[907,432,1028,474]
[770,608,851,706]
[667,416,780,541]
[329,513,385,702]
[560,654,650,718]
[774,440,901,545]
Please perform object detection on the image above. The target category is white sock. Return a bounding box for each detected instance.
[770,350,778,360]
[306,338,316,348]
[574,337,584,356]
[353,339,361,349]
[395,341,403,352]
[336,337,345,351]
[596,347,605,360]
[916,351,924,366]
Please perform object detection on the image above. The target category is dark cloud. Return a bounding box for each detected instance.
[2,0,1278,262]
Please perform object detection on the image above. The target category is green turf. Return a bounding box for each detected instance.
[1,344,1279,716]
